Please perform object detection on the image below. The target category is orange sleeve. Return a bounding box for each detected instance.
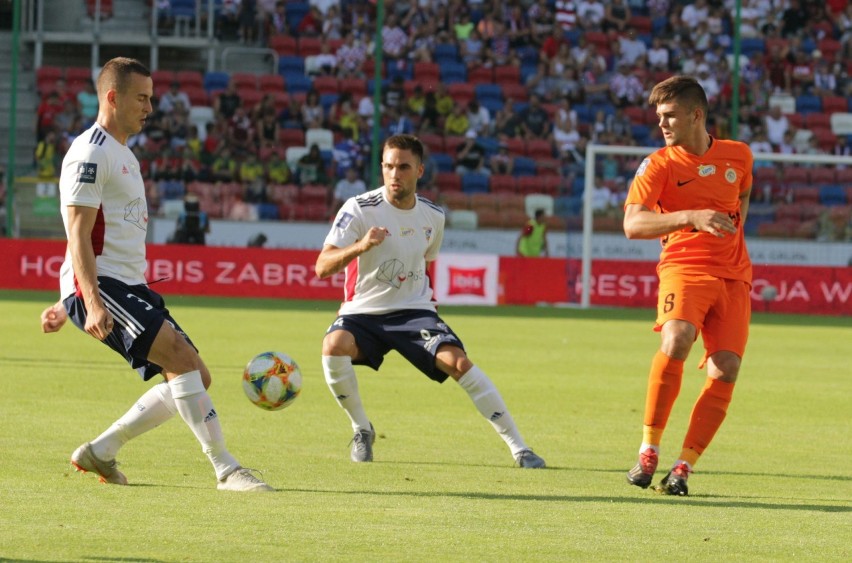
[625,150,669,211]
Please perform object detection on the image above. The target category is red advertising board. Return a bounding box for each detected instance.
[1,240,849,315]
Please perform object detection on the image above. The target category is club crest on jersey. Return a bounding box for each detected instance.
[698,164,716,177]
[636,158,650,176]
[121,165,129,175]
[335,211,354,230]
[424,227,433,242]
[400,227,415,237]
[725,168,737,183]
[77,162,98,183]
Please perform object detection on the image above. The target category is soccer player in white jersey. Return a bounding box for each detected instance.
[39,57,272,492]
[315,134,546,468]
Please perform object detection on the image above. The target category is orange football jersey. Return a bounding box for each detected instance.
[625,138,753,283]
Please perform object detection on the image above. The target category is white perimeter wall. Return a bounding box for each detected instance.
[149,217,852,267]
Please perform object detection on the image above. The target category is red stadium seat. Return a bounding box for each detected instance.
[259,74,285,93]
[298,37,324,57]
[419,133,445,154]
[808,167,836,185]
[494,65,521,85]
[231,72,257,89]
[489,174,517,194]
[300,184,330,206]
[66,67,93,84]
[176,70,204,89]
[821,96,848,113]
[338,78,367,99]
[525,139,553,159]
[269,35,297,56]
[436,172,462,192]
[440,191,470,210]
[312,75,339,95]
[500,82,528,103]
[468,66,494,84]
[279,128,306,146]
[447,83,475,105]
[414,62,440,82]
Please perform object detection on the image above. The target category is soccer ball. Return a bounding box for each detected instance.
[242,351,302,411]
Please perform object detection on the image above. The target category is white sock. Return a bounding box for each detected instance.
[90,381,178,461]
[457,365,528,456]
[322,355,370,431]
[168,370,239,480]
[640,443,660,456]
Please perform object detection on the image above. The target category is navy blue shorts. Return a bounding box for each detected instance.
[64,277,196,381]
[325,309,465,383]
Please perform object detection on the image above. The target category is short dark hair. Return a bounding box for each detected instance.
[97,57,150,98]
[383,134,424,162]
[648,75,708,116]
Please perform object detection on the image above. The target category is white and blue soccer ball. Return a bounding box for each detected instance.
[242,351,302,411]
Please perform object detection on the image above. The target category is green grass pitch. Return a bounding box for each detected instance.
[0,289,849,561]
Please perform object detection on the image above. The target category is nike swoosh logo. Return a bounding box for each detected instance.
[677,179,695,186]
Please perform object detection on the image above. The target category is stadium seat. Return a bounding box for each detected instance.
[517,176,542,195]
[312,75,339,95]
[512,157,536,177]
[66,66,93,84]
[298,37,323,57]
[258,203,280,221]
[441,191,470,210]
[285,2,310,34]
[817,38,842,61]
[792,186,820,204]
[516,45,539,65]
[284,74,313,95]
[448,209,478,229]
[462,172,490,194]
[176,70,203,89]
[203,71,230,92]
[500,82,528,103]
[387,60,413,81]
[821,96,848,113]
[819,185,847,206]
[739,38,765,57]
[496,192,525,212]
[420,133,445,154]
[433,43,460,64]
[362,58,386,78]
[440,62,467,84]
[267,184,300,205]
[279,56,306,78]
[782,167,809,185]
[468,66,494,84]
[338,78,367,99]
[239,88,264,108]
[305,128,334,150]
[809,167,836,185]
[269,35,297,56]
[432,154,456,175]
[525,139,553,159]
[258,74,285,93]
[279,128,306,147]
[805,113,831,129]
[494,65,521,85]
[300,184,330,206]
[469,192,499,214]
[414,62,440,82]
[475,83,502,102]
[436,171,462,191]
[476,208,504,229]
[86,0,113,19]
[447,83,475,105]
[795,94,822,114]
[184,86,209,107]
[231,72,257,89]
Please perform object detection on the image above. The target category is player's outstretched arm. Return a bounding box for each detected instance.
[40,301,68,333]
[624,204,737,239]
[315,227,389,278]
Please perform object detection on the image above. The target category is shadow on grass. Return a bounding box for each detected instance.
[565,466,851,482]
[291,484,850,513]
[0,559,167,563]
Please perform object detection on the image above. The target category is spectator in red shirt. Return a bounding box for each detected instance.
[37,91,65,139]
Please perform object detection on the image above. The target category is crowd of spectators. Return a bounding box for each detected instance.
[28,0,852,236]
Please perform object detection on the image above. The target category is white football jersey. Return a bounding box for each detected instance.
[324,187,445,315]
[59,124,149,298]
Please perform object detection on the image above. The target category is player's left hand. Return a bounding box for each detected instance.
[40,301,68,333]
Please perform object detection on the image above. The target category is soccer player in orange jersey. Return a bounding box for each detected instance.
[623,76,753,496]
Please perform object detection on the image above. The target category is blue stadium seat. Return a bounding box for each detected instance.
[512,157,536,177]
[739,38,766,57]
[319,93,339,112]
[285,2,310,34]
[440,62,467,84]
[432,153,455,173]
[278,56,305,76]
[258,203,280,220]
[795,95,822,114]
[461,172,490,194]
[434,44,460,64]
[284,74,313,95]
[516,45,539,65]
[520,63,538,84]
[479,97,504,116]
[203,71,229,92]
[387,60,413,81]
[476,136,500,157]
[475,83,503,100]
[819,185,847,206]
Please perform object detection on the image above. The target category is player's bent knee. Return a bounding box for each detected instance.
[322,330,358,357]
[708,352,741,383]
[436,346,472,379]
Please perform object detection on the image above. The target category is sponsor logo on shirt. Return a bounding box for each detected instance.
[698,164,716,177]
[400,227,415,237]
[636,158,650,176]
[121,165,129,175]
[424,227,433,242]
[447,267,487,297]
[335,211,354,230]
[77,162,98,183]
[725,168,737,183]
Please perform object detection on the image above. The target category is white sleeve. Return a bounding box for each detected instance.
[59,142,108,209]
[324,197,364,248]
[425,212,444,263]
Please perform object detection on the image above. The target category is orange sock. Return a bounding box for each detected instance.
[680,377,735,467]
[641,351,684,446]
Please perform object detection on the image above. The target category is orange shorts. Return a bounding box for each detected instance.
[655,273,751,365]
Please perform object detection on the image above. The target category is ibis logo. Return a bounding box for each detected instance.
[447,267,487,296]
